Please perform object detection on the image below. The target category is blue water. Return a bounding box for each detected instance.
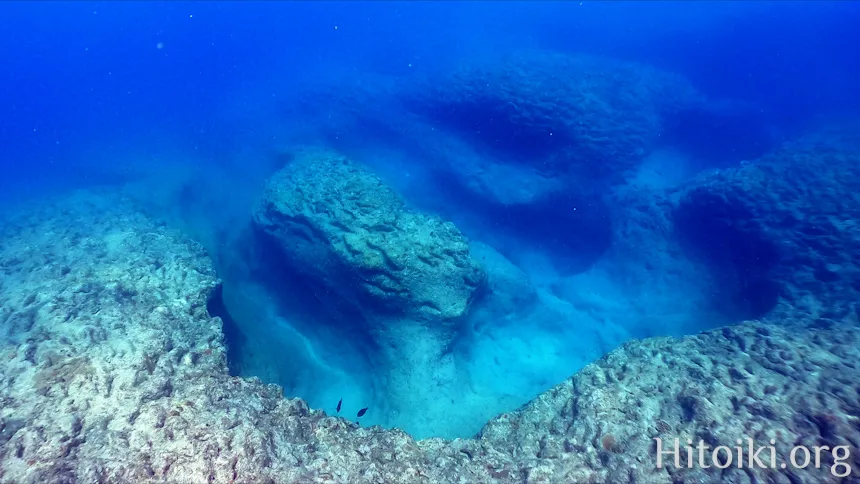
[1,1,858,440]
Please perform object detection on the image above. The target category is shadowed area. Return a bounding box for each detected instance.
[674,188,782,320]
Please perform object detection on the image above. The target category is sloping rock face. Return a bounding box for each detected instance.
[0,191,226,483]
[1,189,860,483]
[468,241,537,319]
[252,149,485,325]
[673,125,860,322]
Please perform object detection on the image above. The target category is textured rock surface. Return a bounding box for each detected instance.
[464,319,860,484]
[286,51,704,210]
[403,50,702,195]
[0,191,226,483]
[1,189,859,483]
[673,125,860,322]
[252,148,485,324]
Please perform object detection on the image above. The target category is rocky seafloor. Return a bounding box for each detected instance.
[3,169,860,484]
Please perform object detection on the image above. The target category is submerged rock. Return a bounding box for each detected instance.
[252,148,485,324]
[1,186,860,483]
[250,149,487,438]
[469,319,860,484]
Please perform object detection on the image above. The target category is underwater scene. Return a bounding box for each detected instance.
[1,1,860,482]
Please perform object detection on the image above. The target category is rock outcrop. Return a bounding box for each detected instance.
[252,148,485,325]
[250,149,487,438]
[459,318,860,484]
[673,125,860,322]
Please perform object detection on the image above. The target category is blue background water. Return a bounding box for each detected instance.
[1,1,858,439]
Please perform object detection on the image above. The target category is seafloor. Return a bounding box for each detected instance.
[2,123,860,483]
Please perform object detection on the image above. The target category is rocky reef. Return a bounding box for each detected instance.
[249,149,487,437]
[465,319,860,484]
[0,191,226,483]
[2,189,859,483]
[394,50,706,241]
[2,124,860,482]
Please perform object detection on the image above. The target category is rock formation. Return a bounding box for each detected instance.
[252,148,485,326]
[400,50,704,204]
[250,149,487,437]
[0,190,857,483]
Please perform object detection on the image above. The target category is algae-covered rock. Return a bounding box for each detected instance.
[253,149,485,323]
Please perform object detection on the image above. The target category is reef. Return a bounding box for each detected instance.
[2,125,860,482]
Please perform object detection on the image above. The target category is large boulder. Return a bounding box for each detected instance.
[252,149,488,438]
[253,149,486,326]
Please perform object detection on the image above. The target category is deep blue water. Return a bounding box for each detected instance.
[1,1,858,439]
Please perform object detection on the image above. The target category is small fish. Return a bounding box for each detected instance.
[336,398,342,413]
[357,407,368,418]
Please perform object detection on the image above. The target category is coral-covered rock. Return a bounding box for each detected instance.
[252,148,486,323]
[251,150,491,440]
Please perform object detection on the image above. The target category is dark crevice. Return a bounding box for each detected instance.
[206,283,246,376]
[674,188,782,321]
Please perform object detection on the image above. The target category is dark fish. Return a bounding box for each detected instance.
[357,407,368,418]
[336,398,342,413]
